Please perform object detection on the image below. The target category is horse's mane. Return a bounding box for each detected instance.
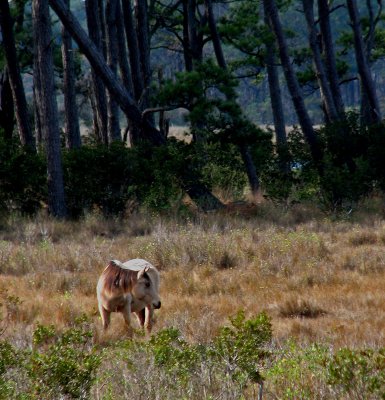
[102,261,137,293]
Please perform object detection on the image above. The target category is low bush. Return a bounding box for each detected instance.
[0,310,383,399]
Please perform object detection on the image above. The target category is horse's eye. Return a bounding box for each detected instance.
[145,281,150,288]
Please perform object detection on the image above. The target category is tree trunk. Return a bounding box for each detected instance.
[182,0,193,72]
[239,144,260,195]
[186,0,203,65]
[360,0,383,125]
[85,0,108,144]
[33,81,43,149]
[346,0,382,124]
[33,0,67,218]
[134,0,154,130]
[0,0,35,150]
[0,69,15,141]
[116,0,133,139]
[303,0,339,122]
[121,0,146,145]
[204,0,226,69]
[61,0,81,148]
[121,0,143,103]
[317,0,345,116]
[106,0,121,142]
[134,0,151,100]
[49,0,166,145]
[262,1,288,173]
[116,0,133,96]
[263,0,323,169]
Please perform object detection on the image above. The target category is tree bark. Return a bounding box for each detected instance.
[317,0,345,116]
[106,0,121,142]
[262,1,288,172]
[49,0,166,145]
[186,0,203,65]
[85,0,108,144]
[116,0,134,141]
[303,0,339,122]
[134,0,154,130]
[121,0,143,103]
[61,0,81,148]
[116,0,133,96]
[263,0,323,168]
[33,0,67,218]
[204,0,226,69]
[134,0,151,95]
[121,0,147,145]
[346,0,382,124]
[0,0,35,150]
[182,0,193,72]
[360,0,383,125]
[0,69,15,141]
[33,78,43,149]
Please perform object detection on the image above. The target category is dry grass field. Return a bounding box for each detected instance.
[0,199,384,398]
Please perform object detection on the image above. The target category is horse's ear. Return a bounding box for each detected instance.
[137,268,145,279]
[138,267,150,278]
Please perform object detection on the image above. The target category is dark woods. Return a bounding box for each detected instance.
[1,0,385,217]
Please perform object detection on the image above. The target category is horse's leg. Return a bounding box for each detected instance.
[99,304,111,330]
[121,299,133,336]
[144,305,154,334]
[135,308,146,328]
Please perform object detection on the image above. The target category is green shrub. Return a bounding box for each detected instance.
[266,342,329,399]
[63,143,133,217]
[28,317,101,399]
[327,347,385,399]
[0,341,20,399]
[101,311,272,399]
[213,310,272,385]
[0,138,46,215]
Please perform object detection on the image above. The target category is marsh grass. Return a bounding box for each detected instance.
[0,201,384,398]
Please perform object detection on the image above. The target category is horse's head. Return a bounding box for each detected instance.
[132,266,161,309]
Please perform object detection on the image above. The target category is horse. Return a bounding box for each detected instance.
[96,259,161,334]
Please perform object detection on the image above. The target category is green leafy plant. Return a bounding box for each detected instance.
[327,348,385,399]
[213,310,272,385]
[28,317,101,399]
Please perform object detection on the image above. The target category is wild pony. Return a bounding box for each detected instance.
[96,259,161,334]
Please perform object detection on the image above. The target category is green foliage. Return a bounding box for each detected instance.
[0,341,22,399]
[63,143,133,217]
[261,115,385,212]
[213,310,272,384]
[147,327,202,384]
[327,347,385,398]
[112,311,272,399]
[145,312,272,388]
[0,137,46,215]
[126,140,186,211]
[266,342,329,399]
[158,60,239,132]
[267,342,385,400]
[201,142,247,199]
[220,0,267,60]
[28,317,101,399]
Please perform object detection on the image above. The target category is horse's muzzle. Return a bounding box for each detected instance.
[153,301,161,309]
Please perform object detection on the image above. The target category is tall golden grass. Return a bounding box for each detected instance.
[0,199,384,352]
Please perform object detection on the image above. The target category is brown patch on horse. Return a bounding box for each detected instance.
[102,261,138,293]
